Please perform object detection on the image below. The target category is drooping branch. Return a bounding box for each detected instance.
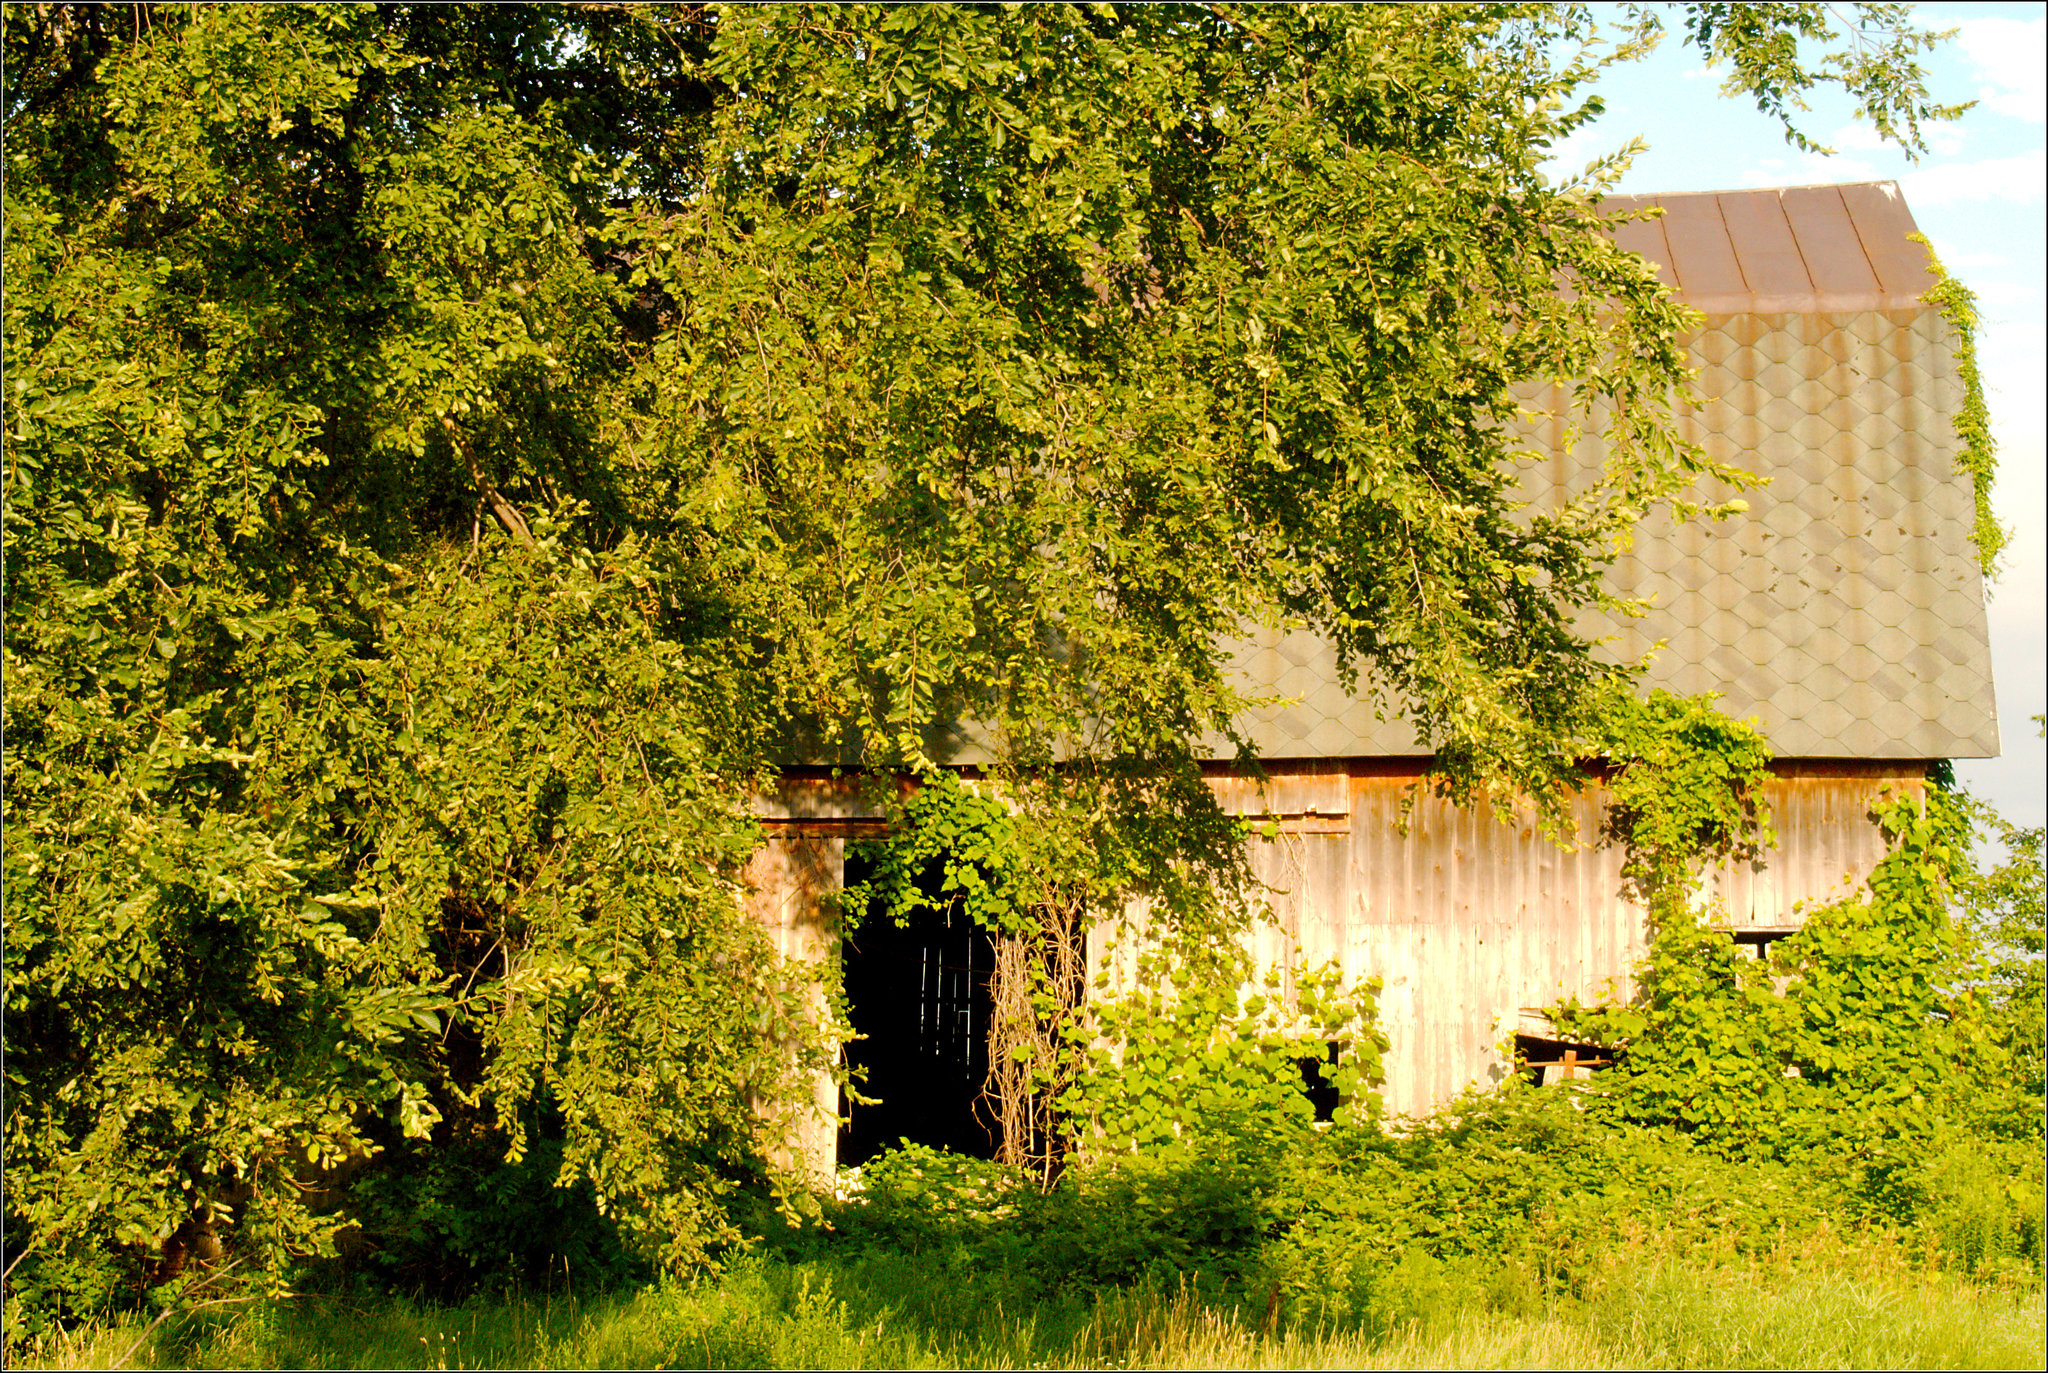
[440,416,535,550]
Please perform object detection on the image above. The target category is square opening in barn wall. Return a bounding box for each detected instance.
[1297,1041,1343,1123]
[1515,1032,1613,1087]
[838,852,1000,1165]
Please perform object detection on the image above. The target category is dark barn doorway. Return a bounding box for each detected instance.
[838,854,999,1165]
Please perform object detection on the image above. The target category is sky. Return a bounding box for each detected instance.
[1543,2,2046,832]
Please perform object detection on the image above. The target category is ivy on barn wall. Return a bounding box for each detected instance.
[843,769,1385,1182]
[1548,698,2042,1261]
[1913,233,2008,577]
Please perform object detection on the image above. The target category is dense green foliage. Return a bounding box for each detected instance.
[1075,949,1382,1153]
[31,1081,2046,1367]
[1551,735,2044,1274]
[820,1083,2040,1321]
[2,2,807,1327]
[1,0,1986,1347]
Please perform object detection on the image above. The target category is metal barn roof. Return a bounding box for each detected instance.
[1606,182,1940,312]
[1222,182,1999,761]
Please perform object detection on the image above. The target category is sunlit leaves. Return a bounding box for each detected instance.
[2,0,1978,1318]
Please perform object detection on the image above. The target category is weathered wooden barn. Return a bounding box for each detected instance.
[743,181,1999,1177]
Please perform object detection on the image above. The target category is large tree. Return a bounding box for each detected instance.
[2,0,1960,1310]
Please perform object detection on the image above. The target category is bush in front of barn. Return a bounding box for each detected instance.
[793,775,2044,1320]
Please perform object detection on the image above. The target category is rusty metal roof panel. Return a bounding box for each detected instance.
[1658,196,1747,302]
[1605,181,1938,312]
[1783,186,1882,302]
[1717,189,1815,311]
[1840,182,1940,301]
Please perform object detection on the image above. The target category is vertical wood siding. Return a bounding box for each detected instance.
[1208,760,1919,1117]
[749,760,1922,1168]
[740,829,845,1180]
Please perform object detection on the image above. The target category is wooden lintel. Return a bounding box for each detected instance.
[759,817,889,837]
[1270,817,1352,834]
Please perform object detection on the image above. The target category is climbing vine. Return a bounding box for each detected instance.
[1545,691,1785,1137]
[845,769,1385,1182]
[841,773,1090,1186]
[1596,689,1778,913]
[1913,233,2007,577]
[1549,693,2042,1260]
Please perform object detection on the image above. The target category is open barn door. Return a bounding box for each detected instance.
[838,853,999,1165]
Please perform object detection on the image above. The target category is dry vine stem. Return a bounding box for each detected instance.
[982,901,1089,1188]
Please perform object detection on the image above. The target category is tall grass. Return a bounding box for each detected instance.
[20,1244,2042,1371]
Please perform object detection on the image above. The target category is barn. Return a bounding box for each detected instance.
[743,181,2000,1177]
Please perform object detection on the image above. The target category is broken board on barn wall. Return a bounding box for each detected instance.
[742,182,1998,1180]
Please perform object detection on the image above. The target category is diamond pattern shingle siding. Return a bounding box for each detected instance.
[903,185,1997,766]
[1217,186,1999,762]
[1591,307,1996,757]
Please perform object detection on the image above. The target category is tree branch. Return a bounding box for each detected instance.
[440,416,535,550]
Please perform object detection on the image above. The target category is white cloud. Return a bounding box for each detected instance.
[1736,152,1878,187]
[1899,147,2047,205]
[1679,65,1717,83]
[1951,14,2047,124]
[1832,122,1890,152]
[1956,425,2046,827]
[1931,247,2013,273]
[1961,281,2046,312]
[1831,119,1967,157]
[1978,320,2047,445]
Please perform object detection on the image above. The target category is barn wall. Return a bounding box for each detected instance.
[748,760,1923,1170]
[1202,759,1919,1118]
[738,826,847,1183]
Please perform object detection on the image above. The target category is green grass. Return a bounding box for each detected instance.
[18,1247,2043,1371]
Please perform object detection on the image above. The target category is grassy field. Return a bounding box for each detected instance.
[21,1244,2044,1371]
